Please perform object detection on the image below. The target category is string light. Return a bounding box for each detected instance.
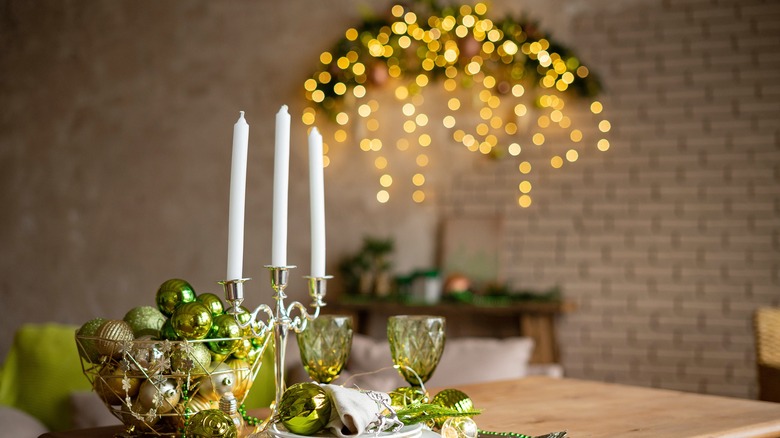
[302,1,609,206]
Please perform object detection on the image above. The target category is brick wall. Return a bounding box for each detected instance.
[443,0,780,398]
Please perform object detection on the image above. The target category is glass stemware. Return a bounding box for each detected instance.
[297,315,353,383]
[387,315,446,386]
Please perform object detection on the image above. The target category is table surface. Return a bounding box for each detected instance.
[453,376,780,438]
[40,376,780,438]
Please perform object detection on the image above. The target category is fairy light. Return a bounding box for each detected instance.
[301,1,608,206]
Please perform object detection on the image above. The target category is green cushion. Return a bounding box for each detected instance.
[0,323,92,431]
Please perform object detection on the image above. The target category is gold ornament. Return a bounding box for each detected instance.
[93,365,140,405]
[198,363,236,401]
[137,378,181,414]
[224,358,251,400]
[442,417,478,438]
[95,320,134,358]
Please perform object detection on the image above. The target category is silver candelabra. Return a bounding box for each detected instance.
[221,265,330,410]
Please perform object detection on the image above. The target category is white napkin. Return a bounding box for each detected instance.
[321,384,382,438]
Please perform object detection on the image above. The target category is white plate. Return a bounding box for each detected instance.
[269,422,424,438]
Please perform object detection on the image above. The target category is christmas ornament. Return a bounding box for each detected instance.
[231,337,253,360]
[93,365,140,405]
[95,320,135,358]
[207,314,242,354]
[278,382,332,436]
[225,358,251,400]
[127,337,166,372]
[389,386,429,410]
[156,278,196,317]
[186,409,237,438]
[442,417,478,438]
[124,305,166,338]
[76,317,106,363]
[432,389,474,414]
[171,342,211,375]
[199,363,236,401]
[188,395,218,413]
[197,293,225,317]
[138,378,181,414]
[432,389,474,428]
[171,302,213,340]
[121,400,161,430]
[160,318,179,340]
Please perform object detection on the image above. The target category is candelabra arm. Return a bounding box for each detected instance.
[220,278,251,312]
[266,265,296,411]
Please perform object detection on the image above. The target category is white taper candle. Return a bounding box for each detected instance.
[227,111,249,280]
[271,105,291,267]
[308,128,326,278]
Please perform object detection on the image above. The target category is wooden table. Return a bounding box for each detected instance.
[41,377,780,438]
[454,377,780,438]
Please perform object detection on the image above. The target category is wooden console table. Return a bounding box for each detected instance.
[324,300,575,364]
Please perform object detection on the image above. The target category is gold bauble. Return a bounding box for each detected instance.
[93,365,141,405]
[198,363,236,401]
[225,358,251,400]
[137,378,180,414]
[95,320,134,358]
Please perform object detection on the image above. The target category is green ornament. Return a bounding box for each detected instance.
[156,278,196,317]
[76,317,106,363]
[197,293,225,317]
[171,302,213,340]
[207,314,242,355]
[389,386,429,410]
[432,389,474,412]
[123,305,166,338]
[185,409,237,438]
[432,389,474,428]
[279,382,332,436]
[160,318,179,340]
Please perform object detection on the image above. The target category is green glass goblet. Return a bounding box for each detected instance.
[387,315,446,387]
[297,315,353,383]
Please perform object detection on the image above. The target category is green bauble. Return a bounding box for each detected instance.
[207,314,241,355]
[124,305,166,338]
[159,318,179,340]
[156,278,196,317]
[279,382,332,436]
[171,302,213,340]
[186,409,237,438]
[196,293,225,317]
[432,389,474,428]
[76,317,106,363]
